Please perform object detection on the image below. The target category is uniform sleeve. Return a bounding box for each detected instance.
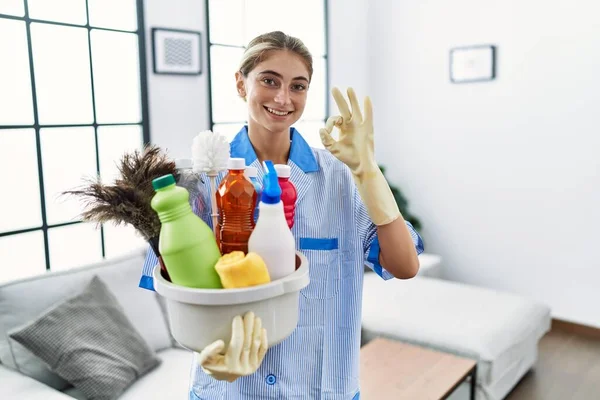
[138,177,213,291]
[139,246,159,291]
[354,186,424,280]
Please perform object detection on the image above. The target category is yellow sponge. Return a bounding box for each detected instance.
[214,251,271,289]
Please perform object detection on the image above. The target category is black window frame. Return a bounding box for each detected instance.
[0,0,151,272]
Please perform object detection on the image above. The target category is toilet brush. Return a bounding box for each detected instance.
[191,130,230,239]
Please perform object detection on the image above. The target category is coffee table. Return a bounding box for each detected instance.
[360,338,477,400]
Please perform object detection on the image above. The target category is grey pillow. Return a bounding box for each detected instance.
[9,276,161,400]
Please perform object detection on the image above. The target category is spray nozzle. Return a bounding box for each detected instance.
[261,160,281,204]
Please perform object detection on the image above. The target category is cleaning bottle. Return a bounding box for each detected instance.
[216,158,257,254]
[244,166,262,223]
[151,174,222,288]
[274,164,297,229]
[175,158,192,171]
[248,161,296,281]
[174,158,200,211]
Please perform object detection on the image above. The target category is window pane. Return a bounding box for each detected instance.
[0,230,46,284]
[244,0,326,56]
[103,222,146,259]
[97,125,142,184]
[31,23,94,125]
[0,129,42,233]
[91,30,141,124]
[208,0,244,46]
[28,0,87,25]
[0,19,34,125]
[48,223,102,271]
[293,120,325,149]
[213,123,246,143]
[303,56,326,121]
[0,0,24,17]
[41,127,97,225]
[210,46,247,123]
[88,0,137,31]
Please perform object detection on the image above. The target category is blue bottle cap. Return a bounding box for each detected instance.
[261,160,281,204]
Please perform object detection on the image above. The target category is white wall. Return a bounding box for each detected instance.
[143,0,210,160]
[368,0,600,328]
[326,0,369,114]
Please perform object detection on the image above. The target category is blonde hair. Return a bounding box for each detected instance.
[238,31,313,81]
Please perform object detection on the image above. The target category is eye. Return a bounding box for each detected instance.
[292,84,307,91]
[262,78,276,86]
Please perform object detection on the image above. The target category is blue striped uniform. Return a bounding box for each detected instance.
[140,126,424,399]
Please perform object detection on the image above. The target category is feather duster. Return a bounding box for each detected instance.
[63,145,188,281]
[66,178,160,242]
[64,145,175,240]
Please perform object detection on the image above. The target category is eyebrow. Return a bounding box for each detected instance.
[258,70,309,83]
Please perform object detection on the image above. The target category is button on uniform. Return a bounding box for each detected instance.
[265,374,276,385]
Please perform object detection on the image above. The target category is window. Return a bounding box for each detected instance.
[206,0,328,149]
[0,0,149,284]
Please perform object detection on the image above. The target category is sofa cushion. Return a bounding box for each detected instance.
[0,248,171,391]
[361,274,551,399]
[0,364,74,400]
[64,348,194,400]
[9,276,161,400]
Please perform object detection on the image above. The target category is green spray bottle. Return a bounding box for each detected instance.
[151,174,222,288]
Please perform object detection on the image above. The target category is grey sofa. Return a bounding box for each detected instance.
[0,249,193,399]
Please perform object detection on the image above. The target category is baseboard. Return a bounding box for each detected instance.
[551,318,600,340]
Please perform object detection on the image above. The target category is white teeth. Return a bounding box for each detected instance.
[267,107,290,116]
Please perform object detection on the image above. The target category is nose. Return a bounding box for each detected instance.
[273,87,291,106]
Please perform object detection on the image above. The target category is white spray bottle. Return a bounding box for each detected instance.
[248,160,296,281]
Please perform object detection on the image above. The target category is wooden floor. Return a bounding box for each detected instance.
[505,324,600,400]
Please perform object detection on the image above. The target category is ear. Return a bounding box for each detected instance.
[235,71,247,100]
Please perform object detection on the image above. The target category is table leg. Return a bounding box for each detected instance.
[470,365,477,400]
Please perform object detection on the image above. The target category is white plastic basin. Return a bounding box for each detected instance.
[153,251,310,352]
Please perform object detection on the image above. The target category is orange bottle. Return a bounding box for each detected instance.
[216,158,257,254]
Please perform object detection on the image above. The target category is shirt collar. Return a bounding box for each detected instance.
[229,125,319,173]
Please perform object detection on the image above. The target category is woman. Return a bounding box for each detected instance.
[142,31,424,399]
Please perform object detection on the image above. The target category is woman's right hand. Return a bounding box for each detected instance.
[196,311,268,382]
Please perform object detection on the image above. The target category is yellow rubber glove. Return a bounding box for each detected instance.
[197,311,268,382]
[214,251,271,289]
[319,87,400,226]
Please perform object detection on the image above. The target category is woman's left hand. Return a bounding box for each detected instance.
[320,87,401,226]
[319,87,377,177]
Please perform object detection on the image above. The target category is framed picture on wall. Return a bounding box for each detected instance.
[152,28,202,75]
[450,45,496,83]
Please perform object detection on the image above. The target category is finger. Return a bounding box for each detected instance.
[331,87,351,120]
[319,128,337,149]
[257,328,268,365]
[363,96,373,126]
[324,115,343,133]
[225,315,244,366]
[241,312,254,366]
[197,340,225,366]
[250,316,263,367]
[347,88,363,122]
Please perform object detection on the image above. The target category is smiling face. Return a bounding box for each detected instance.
[236,50,310,135]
